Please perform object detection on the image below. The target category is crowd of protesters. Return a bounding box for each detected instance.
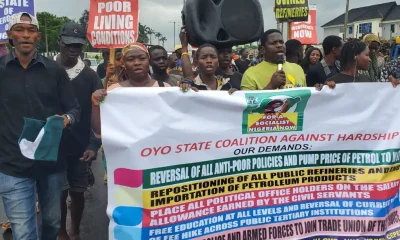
[0,10,399,240]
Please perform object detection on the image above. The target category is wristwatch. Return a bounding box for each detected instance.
[65,114,73,125]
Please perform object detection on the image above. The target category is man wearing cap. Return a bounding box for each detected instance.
[0,13,80,240]
[56,22,102,240]
[174,44,183,72]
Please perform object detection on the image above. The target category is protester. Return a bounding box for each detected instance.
[96,49,110,79]
[178,28,239,91]
[174,44,183,71]
[216,47,243,88]
[56,22,102,240]
[241,29,306,90]
[324,40,400,89]
[249,54,257,66]
[167,53,182,76]
[301,47,323,75]
[149,45,183,86]
[102,50,124,89]
[323,40,372,86]
[306,35,343,87]
[0,12,80,239]
[235,48,250,74]
[285,39,304,64]
[91,43,171,135]
[380,56,400,83]
[359,34,381,81]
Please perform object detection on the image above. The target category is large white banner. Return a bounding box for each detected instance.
[102,84,400,240]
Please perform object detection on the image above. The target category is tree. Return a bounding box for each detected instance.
[137,23,149,44]
[155,32,162,45]
[36,12,73,53]
[145,27,156,45]
[160,37,167,47]
[78,10,96,52]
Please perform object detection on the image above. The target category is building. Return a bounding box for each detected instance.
[322,1,400,40]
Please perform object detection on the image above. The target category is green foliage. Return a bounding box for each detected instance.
[138,23,150,44]
[36,12,73,53]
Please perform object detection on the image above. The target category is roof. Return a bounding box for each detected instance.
[322,2,396,27]
[383,5,400,22]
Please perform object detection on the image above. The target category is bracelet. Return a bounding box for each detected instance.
[182,52,189,56]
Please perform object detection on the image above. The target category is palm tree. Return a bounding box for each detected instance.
[155,32,162,45]
[145,27,156,45]
[160,37,167,47]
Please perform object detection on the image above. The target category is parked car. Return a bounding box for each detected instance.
[87,58,99,72]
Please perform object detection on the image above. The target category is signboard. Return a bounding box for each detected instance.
[0,0,35,44]
[102,84,400,240]
[275,0,309,23]
[87,0,139,49]
[291,5,318,44]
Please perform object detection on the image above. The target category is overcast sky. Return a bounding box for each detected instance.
[36,0,400,51]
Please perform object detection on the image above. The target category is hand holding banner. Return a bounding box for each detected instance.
[87,0,139,49]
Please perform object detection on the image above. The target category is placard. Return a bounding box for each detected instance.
[87,0,139,48]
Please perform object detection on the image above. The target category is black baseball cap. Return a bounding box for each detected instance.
[59,22,86,45]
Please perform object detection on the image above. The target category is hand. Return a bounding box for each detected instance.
[55,115,69,128]
[389,76,400,88]
[267,70,286,89]
[228,88,238,95]
[177,80,198,92]
[314,83,324,91]
[80,150,96,162]
[179,26,189,49]
[92,89,107,106]
[106,64,115,79]
[325,80,336,89]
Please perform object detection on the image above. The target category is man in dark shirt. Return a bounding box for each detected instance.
[0,13,80,239]
[216,47,243,89]
[306,36,343,86]
[235,48,250,74]
[149,45,183,86]
[96,49,110,79]
[56,22,102,240]
[285,39,304,64]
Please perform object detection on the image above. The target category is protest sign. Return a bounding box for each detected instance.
[275,0,309,23]
[102,84,400,240]
[291,5,318,45]
[87,0,139,49]
[0,0,35,43]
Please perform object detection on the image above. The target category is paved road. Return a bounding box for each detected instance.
[1,154,109,240]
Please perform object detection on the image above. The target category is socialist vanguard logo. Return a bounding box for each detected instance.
[242,90,311,134]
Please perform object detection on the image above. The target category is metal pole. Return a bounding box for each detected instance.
[173,22,176,47]
[343,0,350,39]
[45,17,48,54]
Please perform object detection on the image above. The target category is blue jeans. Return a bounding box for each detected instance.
[0,172,63,240]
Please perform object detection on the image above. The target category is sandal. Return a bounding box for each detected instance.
[1,220,11,230]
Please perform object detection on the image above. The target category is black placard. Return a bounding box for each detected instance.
[275,0,309,22]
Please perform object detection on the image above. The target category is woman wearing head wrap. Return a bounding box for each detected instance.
[91,42,193,136]
[359,34,381,82]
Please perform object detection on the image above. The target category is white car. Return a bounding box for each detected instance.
[87,58,99,72]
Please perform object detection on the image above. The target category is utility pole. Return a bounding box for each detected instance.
[45,17,49,54]
[343,0,350,40]
[169,21,178,47]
